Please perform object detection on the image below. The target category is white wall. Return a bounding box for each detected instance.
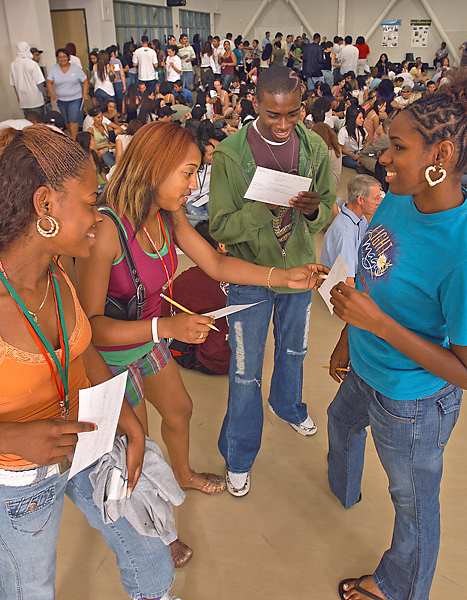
[1,0,57,120]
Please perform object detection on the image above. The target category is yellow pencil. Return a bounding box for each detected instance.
[322,366,350,372]
[160,293,220,332]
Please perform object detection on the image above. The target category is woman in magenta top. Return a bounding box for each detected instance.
[75,121,327,561]
[220,40,237,90]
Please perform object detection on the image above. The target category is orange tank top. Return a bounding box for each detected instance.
[0,269,92,470]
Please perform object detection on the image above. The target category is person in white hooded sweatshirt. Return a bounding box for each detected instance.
[9,42,45,118]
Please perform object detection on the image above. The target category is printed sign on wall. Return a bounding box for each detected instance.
[411,20,431,48]
[381,19,401,48]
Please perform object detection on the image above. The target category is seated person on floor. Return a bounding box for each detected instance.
[161,221,230,375]
[184,139,213,223]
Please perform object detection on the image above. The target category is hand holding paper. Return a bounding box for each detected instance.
[69,372,127,479]
[318,254,350,313]
[245,166,312,207]
[289,190,321,216]
[284,264,330,291]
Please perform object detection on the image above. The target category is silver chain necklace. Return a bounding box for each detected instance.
[253,119,295,173]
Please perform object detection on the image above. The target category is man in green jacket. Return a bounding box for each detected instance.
[210,66,336,496]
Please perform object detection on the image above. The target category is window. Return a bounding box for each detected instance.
[179,9,211,45]
[113,1,173,50]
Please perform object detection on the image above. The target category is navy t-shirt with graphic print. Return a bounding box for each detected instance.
[349,189,467,400]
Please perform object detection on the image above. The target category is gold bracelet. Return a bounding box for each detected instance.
[267,266,275,289]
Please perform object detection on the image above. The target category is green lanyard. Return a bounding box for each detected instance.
[0,262,70,418]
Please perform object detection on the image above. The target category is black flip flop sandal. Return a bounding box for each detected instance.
[338,575,384,600]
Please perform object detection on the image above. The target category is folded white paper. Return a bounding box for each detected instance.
[318,254,350,314]
[245,166,312,207]
[69,372,127,479]
[202,300,267,320]
[191,194,209,207]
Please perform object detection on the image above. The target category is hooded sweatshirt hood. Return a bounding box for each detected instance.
[16,42,32,60]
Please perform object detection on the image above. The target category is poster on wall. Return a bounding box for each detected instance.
[381,19,401,48]
[411,19,431,48]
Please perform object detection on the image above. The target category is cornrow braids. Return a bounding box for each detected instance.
[0,125,89,251]
[21,125,87,183]
[404,71,467,173]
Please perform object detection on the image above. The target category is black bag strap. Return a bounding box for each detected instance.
[99,207,146,302]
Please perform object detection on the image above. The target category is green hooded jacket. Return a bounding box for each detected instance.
[209,120,337,293]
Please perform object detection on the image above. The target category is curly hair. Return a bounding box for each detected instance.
[0,125,88,251]
[404,70,467,173]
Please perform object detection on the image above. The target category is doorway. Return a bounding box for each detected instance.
[50,9,89,70]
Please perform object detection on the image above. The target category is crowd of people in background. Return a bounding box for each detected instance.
[8,31,467,190]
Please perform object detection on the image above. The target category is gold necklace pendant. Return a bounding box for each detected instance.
[27,272,51,325]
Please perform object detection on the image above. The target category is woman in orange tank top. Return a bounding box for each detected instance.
[0,125,177,600]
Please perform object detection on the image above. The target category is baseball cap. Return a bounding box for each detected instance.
[30,47,43,54]
[401,85,412,92]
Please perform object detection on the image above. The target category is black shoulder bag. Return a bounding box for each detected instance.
[99,207,146,321]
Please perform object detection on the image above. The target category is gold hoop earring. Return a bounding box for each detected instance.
[425,164,447,187]
[37,215,60,238]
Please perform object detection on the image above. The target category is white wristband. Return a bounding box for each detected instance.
[152,317,160,344]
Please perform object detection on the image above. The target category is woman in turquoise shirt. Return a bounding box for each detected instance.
[328,71,467,600]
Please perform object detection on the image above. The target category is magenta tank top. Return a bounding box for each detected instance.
[98,210,178,353]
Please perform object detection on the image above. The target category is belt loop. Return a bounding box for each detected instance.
[32,465,48,486]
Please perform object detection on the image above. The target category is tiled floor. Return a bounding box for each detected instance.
[56,168,467,599]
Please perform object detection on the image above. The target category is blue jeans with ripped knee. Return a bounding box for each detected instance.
[218,285,312,473]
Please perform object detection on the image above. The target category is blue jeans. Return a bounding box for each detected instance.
[56,97,82,124]
[327,368,462,600]
[342,154,359,169]
[185,197,209,224]
[113,80,125,113]
[307,75,324,90]
[94,88,115,105]
[322,70,333,88]
[222,73,233,91]
[181,71,194,91]
[102,150,115,167]
[218,285,312,473]
[0,461,174,599]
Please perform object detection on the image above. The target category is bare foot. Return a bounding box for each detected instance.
[178,470,226,495]
[339,575,387,600]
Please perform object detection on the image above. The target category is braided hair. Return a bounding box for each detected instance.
[404,70,467,173]
[0,125,88,251]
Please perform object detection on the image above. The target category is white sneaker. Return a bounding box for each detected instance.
[268,404,317,436]
[226,470,250,497]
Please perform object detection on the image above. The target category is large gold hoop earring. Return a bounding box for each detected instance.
[425,164,447,187]
[37,215,60,238]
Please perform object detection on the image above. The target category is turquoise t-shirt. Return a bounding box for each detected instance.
[349,189,467,400]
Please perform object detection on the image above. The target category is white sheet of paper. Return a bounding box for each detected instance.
[202,300,266,320]
[318,254,350,314]
[69,371,128,479]
[191,194,209,207]
[245,166,312,207]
